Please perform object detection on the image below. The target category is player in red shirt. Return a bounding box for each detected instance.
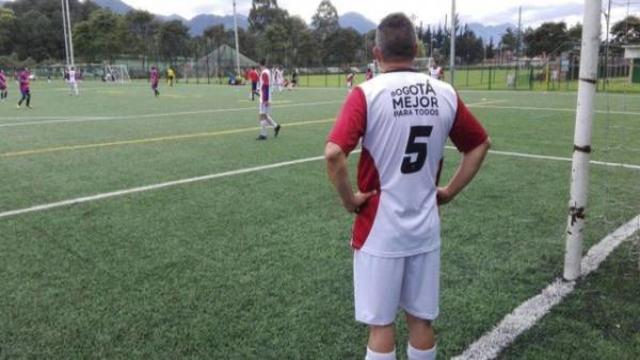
[150,66,160,97]
[325,13,490,360]
[0,69,7,102]
[248,66,260,101]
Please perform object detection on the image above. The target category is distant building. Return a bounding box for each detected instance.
[622,45,640,83]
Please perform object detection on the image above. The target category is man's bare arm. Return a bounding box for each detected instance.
[325,142,376,213]
[438,138,491,205]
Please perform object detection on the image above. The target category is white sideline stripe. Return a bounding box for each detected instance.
[453,214,640,360]
[0,153,349,220]
[472,104,640,116]
[444,147,640,171]
[0,100,343,127]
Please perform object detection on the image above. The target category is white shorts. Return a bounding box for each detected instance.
[259,102,271,115]
[353,249,440,325]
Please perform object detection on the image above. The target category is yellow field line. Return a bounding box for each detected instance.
[0,118,335,158]
[0,99,504,159]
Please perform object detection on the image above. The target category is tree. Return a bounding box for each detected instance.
[311,0,339,42]
[567,23,582,44]
[228,27,258,61]
[249,0,287,34]
[74,9,127,62]
[6,0,98,61]
[261,22,290,64]
[324,27,361,65]
[611,16,640,44]
[287,16,316,66]
[13,10,53,62]
[124,10,158,68]
[523,22,570,57]
[500,27,518,52]
[485,37,495,59]
[0,8,17,55]
[456,25,484,64]
[157,20,191,64]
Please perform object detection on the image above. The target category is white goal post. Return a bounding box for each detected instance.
[563,0,602,280]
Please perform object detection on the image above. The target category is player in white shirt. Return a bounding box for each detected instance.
[256,59,281,140]
[325,13,490,360]
[429,63,443,80]
[67,66,79,96]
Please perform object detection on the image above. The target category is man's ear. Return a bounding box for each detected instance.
[373,46,383,63]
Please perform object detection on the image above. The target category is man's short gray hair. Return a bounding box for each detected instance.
[375,13,417,62]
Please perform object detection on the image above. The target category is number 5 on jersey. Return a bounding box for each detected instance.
[401,126,433,174]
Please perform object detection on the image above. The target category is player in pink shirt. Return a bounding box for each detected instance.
[0,69,7,102]
[150,66,160,97]
[17,67,31,109]
[325,14,490,360]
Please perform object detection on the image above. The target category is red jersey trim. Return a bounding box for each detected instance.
[449,95,488,153]
[327,87,367,154]
[351,147,381,250]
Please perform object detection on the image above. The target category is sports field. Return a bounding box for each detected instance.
[299,69,640,93]
[0,80,638,359]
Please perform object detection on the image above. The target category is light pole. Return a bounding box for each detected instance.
[233,0,241,76]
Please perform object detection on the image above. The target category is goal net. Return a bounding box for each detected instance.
[414,57,434,73]
[103,64,131,84]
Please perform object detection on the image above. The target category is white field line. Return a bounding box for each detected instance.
[1,147,638,220]
[0,154,341,220]
[0,100,343,127]
[471,104,640,116]
[453,214,640,360]
[459,148,640,171]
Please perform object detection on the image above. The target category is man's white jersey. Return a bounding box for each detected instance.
[68,70,76,83]
[328,70,487,257]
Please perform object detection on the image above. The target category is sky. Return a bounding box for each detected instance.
[113,0,639,28]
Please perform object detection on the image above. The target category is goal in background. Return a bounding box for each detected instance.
[103,64,131,84]
[414,57,434,73]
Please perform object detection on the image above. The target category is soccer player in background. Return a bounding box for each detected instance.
[0,69,7,102]
[248,66,259,101]
[17,67,31,109]
[429,62,443,80]
[325,13,490,360]
[67,66,79,96]
[167,67,176,87]
[346,71,355,92]
[150,66,160,97]
[276,66,284,92]
[256,59,281,141]
[365,67,374,81]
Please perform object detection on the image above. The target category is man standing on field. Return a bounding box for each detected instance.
[325,13,490,360]
[0,69,8,102]
[17,67,31,109]
[255,59,281,141]
[67,66,79,96]
[150,66,160,97]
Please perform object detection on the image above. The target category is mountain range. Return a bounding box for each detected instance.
[88,0,512,41]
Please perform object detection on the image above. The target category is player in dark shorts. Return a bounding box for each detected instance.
[248,66,259,101]
[17,67,31,109]
[150,66,160,97]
